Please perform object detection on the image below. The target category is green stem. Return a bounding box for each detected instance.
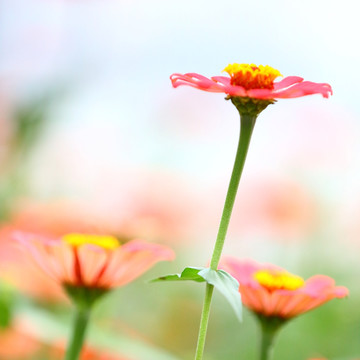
[260,328,276,360]
[65,307,90,360]
[258,316,283,360]
[209,114,256,270]
[194,283,214,360]
[194,114,257,360]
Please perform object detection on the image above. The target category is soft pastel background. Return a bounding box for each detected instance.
[0,0,359,359]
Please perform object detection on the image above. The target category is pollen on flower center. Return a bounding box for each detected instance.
[62,233,120,250]
[254,269,304,291]
[223,63,282,90]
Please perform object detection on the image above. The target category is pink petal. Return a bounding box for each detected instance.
[123,240,175,261]
[219,257,262,286]
[98,240,175,288]
[52,242,77,284]
[240,286,268,314]
[266,292,294,316]
[219,257,285,287]
[225,85,247,97]
[13,232,67,283]
[273,76,303,90]
[246,88,275,99]
[211,76,248,97]
[279,293,314,318]
[333,286,349,298]
[302,275,336,297]
[170,73,227,93]
[76,245,109,287]
[273,81,333,99]
[211,76,231,86]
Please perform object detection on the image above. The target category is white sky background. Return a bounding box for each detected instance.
[0,0,359,259]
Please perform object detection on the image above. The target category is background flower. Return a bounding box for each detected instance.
[0,318,41,360]
[219,258,348,319]
[15,232,175,294]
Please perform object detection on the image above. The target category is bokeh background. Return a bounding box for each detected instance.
[0,0,360,359]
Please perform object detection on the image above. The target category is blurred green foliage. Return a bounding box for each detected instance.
[0,282,15,329]
[0,90,64,222]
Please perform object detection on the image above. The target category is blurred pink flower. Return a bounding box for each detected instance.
[118,172,198,244]
[171,63,332,99]
[78,348,132,360]
[1,201,112,238]
[220,258,348,319]
[0,201,107,303]
[0,196,185,302]
[0,235,67,303]
[14,232,175,293]
[231,178,318,241]
[51,342,133,360]
[0,320,40,359]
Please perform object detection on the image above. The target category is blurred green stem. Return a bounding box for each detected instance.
[260,327,276,360]
[65,307,90,360]
[194,114,257,360]
[258,315,283,360]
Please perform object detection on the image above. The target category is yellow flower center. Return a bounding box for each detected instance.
[62,233,120,250]
[254,269,304,291]
[223,63,282,90]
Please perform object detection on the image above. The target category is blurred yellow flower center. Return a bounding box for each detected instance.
[223,63,282,90]
[63,233,120,250]
[254,269,304,291]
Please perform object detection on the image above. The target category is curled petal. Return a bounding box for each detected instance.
[273,76,304,90]
[170,73,225,93]
[211,76,231,86]
[273,81,333,99]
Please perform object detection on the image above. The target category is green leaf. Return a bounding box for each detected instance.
[151,267,206,282]
[198,268,242,322]
[152,267,242,321]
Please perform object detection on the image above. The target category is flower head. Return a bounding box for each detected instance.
[219,258,348,319]
[170,63,332,100]
[14,232,175,307]
[223,64,282,90]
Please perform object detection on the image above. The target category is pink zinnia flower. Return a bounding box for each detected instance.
[51,342,133,360]
[14,232,175,304]
[219,257,348,319]
[170,63,332,100]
